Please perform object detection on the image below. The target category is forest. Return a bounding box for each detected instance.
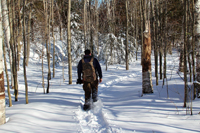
[0,0,200,127]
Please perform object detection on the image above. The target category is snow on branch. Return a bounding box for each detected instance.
[193,81,200,85]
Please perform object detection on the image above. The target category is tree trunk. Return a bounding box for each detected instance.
[3,39,12,107]
[142,21,153,94]
[84,0,87,49]
[135,4,138,61]
[11,0,18,101]
[52,0,55,78]
[0,2,6,124]
[179,46,184,72]
[89,0,93,54]
[68,0,72,84]
[1,0,13,87]
[26,5,31,66]
[192,0,196,99]
[126,0,129,70]
[140,0,143,65]
[154,0,158,85]
[183,0,188,107]
[23,0,28,104]
[195,0,200,98]
[7,0,14,89]
[95,0,99,58]
[159,2,163,80]
[17,0,23,71]
[163,0,167,83]
[43,0,50,93]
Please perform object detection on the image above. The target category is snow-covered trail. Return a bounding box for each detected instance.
[74,75,138,133]
[74,60,142,133]
[1,49,200,133]
[74,51,200,133]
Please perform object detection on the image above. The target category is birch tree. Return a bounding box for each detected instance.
[1,0,13,89]
[142,21,153,94]
[195,0,200,98]
[3,38,12,107]
[0,1,6,125]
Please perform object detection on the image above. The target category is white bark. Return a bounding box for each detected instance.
[1,0,13,88]
[196,1,200,34]
[142,71,153,93]
[196,0,200,97]
[1,0,10,45]
[0,1,6,125]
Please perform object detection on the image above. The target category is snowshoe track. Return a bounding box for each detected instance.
[75,97,110,133]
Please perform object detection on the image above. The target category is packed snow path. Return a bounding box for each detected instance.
[75,98,110,133]
[74,72,140,133]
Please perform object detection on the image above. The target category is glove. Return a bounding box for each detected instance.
[76,79,83,84]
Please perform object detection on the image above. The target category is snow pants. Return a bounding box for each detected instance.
[83,79,98,104]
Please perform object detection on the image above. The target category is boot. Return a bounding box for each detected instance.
[83,99,91,111]
[83,103,90,111]
[92,88,98,102]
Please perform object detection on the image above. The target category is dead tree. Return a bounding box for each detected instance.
[142,21,153,94]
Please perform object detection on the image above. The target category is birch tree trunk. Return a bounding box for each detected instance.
[68,0,72,84]
[3,38,12,107]
[0,1,6,125]
[195,0,200,98]
[142,21,153,94]
[2,0,14,89]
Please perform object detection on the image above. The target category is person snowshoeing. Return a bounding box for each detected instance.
[77,49,103,110]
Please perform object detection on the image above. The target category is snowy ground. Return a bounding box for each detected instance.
[0,49,200,133]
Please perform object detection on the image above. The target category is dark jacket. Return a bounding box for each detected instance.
[77,55,102,80]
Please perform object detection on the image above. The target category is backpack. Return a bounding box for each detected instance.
[82,57,96,82]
